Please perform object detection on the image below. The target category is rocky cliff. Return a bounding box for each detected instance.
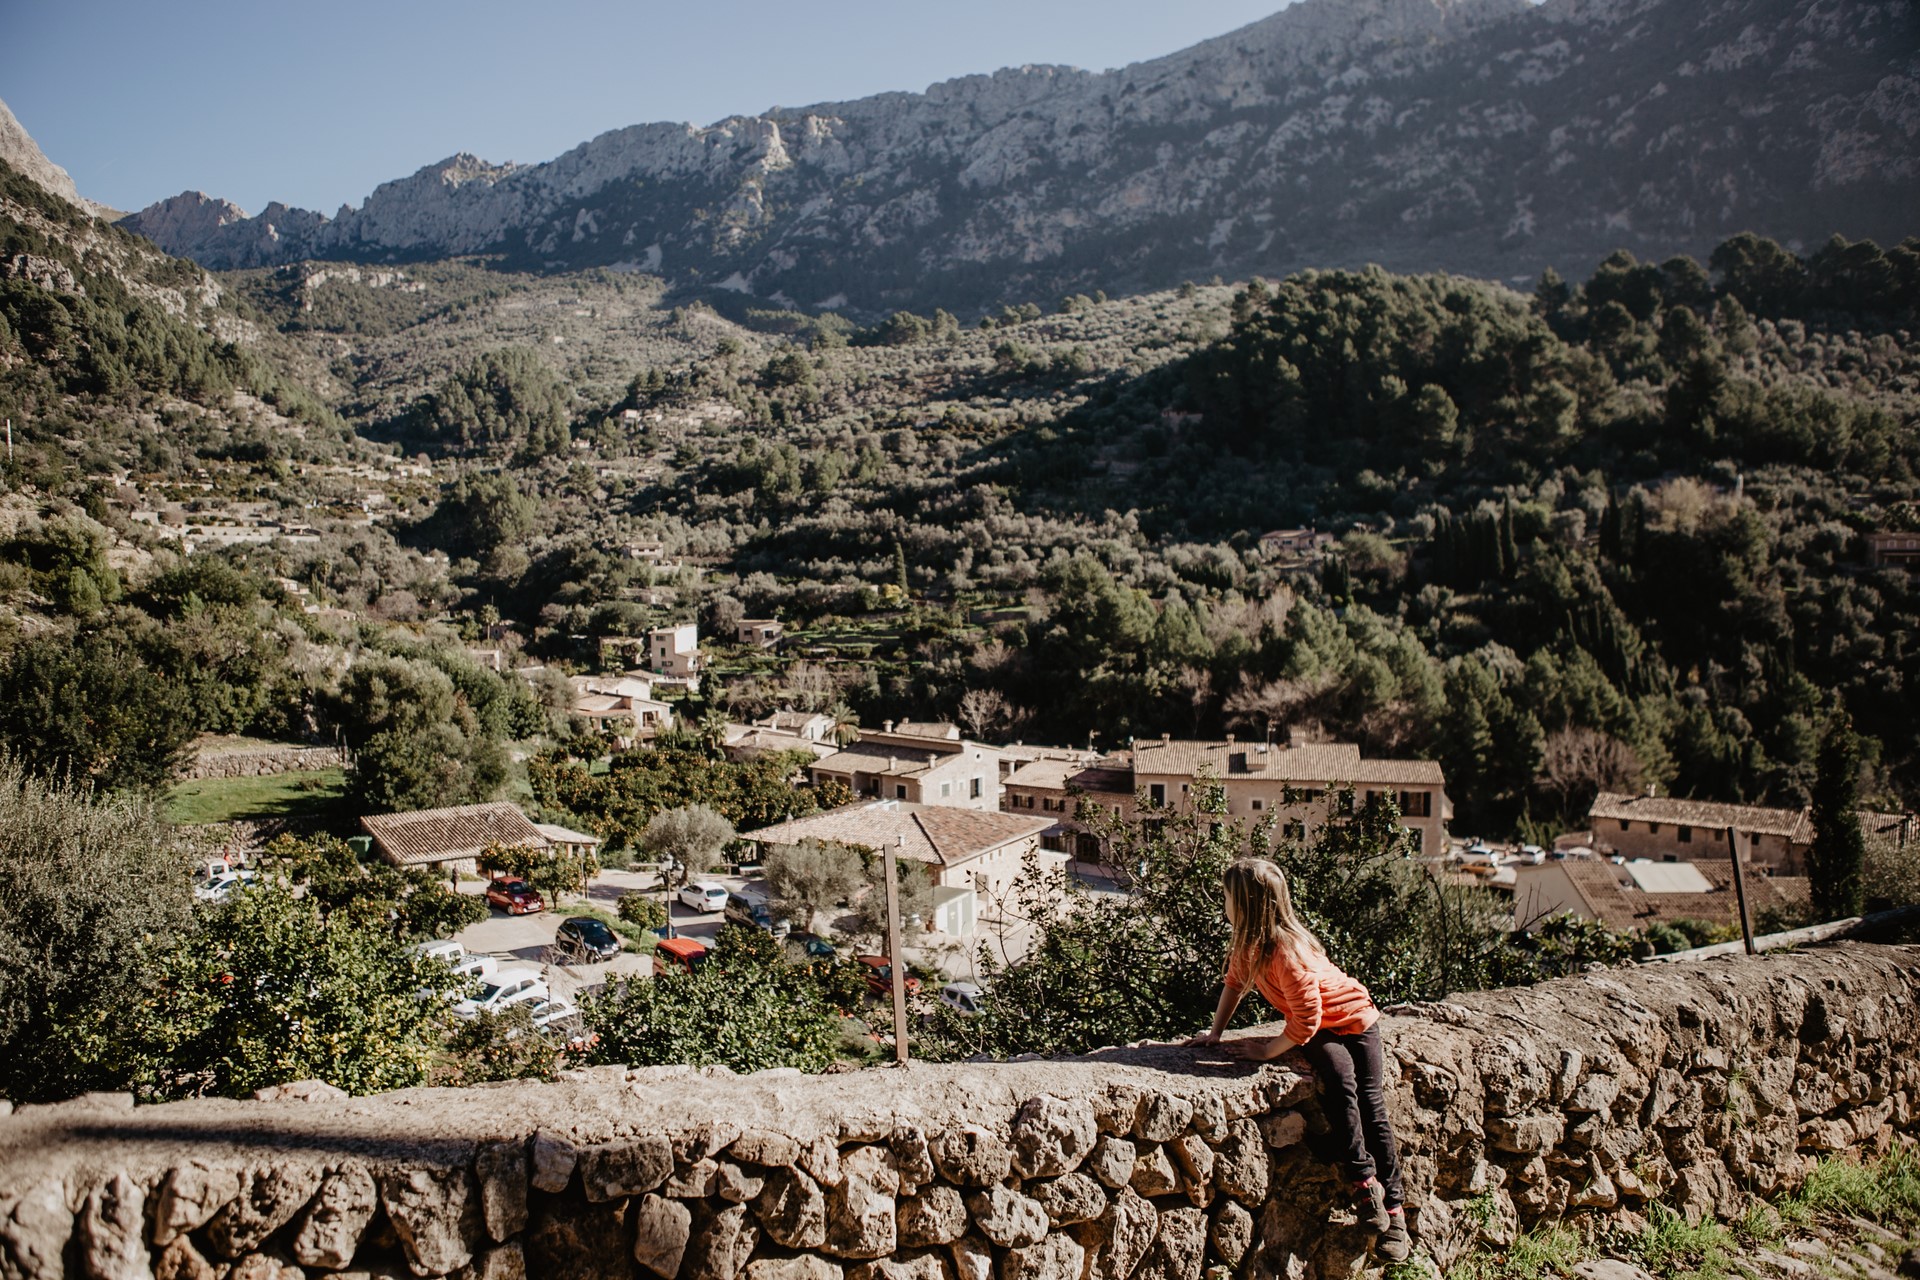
[121,0,1919,311]
[0,97,107,218]
[2,943,1915,1280]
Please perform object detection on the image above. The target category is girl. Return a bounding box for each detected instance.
[1189,857,1412,1262]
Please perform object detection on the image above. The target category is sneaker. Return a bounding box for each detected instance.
[1376,1208,1412,1263]
[1352,1178,1390,1232]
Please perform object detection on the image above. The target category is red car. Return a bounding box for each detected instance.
[485,878,545,915]
[856,955,922,997]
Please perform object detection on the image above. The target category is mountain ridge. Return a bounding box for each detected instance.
[121,0,1920,311]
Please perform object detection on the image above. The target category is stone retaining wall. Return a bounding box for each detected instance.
[185,746,348,781]
[1,944,1915,1280]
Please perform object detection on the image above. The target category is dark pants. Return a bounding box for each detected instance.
[1301,1023,1404,1209]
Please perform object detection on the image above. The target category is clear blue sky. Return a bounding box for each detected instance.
[2,0,1292,216]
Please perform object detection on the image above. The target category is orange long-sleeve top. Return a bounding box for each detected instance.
[1225,942,1379,1042]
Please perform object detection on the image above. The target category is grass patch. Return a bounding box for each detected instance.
[1445,1223,1588,1280]
[1779,1144,1920,1227]
[166,768,346,825]
[1621,1205,1740,1280]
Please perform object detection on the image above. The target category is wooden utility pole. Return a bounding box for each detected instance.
[886,835,910,1064]
[1725,825,1757,955]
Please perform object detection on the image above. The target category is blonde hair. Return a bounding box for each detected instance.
[1224,857,1326,975]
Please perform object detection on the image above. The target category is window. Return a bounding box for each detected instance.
[1619,820,1631,831]
[895,785,907,799]
[1398,791,1432,818]
[1284,820,1306,840]
[1250,799,1266,812]
[1664,855,1678,862]
[1649,823,1661,834]
[1678,825,1692,844]
[1148,783,1166,805]
[940,781,953,799]
[971,777,983,799]
[1750,833,1760,846]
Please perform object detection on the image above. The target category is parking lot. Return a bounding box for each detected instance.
[448,865,1045,1001]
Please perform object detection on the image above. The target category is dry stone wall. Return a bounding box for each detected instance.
[2,944,1916,1280]
[184,746,348,781]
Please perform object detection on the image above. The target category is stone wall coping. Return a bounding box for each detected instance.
[2,942,1916,1217]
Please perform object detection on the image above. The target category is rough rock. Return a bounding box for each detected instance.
[290,1166,379,1270]
[747,1258,844,1280]
[1211,1121,1269,1204]
[931,1126,1010,1186]
[226,1254,305,1280]
[1129,1145,1181,1198]
[732,1130,802,1167]
[455,1243,527,1280]
[152,1163,243,1246]
[632,1195,694,1278]
[1088,1136,1137,1189]
[80,1174,150,1280]
[378,1166,476,1277]
[153,1237,218,1280]
[1208,1201,1254,1267]
[897,1186,969,1248]
[1031,1172,1107,1226]
[1086,1189,1160,1280]
[825,1175,896,1259]
[251,1079,349,1103]
[965,1185,1048,1249]
[1168,1135,1215,1202]
[686,1204,758,1280]
[529,1131,577,1194]
[947,1235,994,1280]
[1135,1093,1195,1143]
[716,1162,766,1203]
[580,1136,674,1201]
[1011,1095,1099,1178]
[1258,1112,1306,1150]
[759,1167,829,1249]
[1571,1263,1655,1280]
[1138,1206,1205,1280]
[888,1128,934,1193]
[1005,1233,1087,1280]
[846,1252,951,1280]
[206,1166,324,1258]
[474,1141,529,1243]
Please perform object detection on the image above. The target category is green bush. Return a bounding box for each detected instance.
[615,893,668,932]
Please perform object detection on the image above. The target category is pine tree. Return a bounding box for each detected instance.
[1807,709,1866,921]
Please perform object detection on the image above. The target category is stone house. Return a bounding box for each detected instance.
[361,802,550,876]
[1587,792,1812,872]
[737,619,785,648]
[1257,528,1335,561]
[740,800,1061,934]
[1003,734,1450,860]
[808,721,1004,812]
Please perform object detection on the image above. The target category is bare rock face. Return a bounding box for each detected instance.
[80,1174,150,1280]
[1011,1095,1099,1178]
[206,1166,324,1259]
[825,1175,897,1258]
[290,1166,379,1270]
[123,0,1920,309]
[378,1166,477,1277]
[152,1163,242,1247]
[0,95,96,212]
[632,1194,693,1278]
[966,1186,1048,1249]
[896,1185,969,1248]
[1004,1234,1087,1280]
[758,1166,829,1249]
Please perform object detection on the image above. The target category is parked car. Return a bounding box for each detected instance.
[453,968,549,1019]
[409,940,496,1000]
[654,936,709,978]
[192,857,241,886]
[528,997,581,1032]
[678,881,729,913]
[856,955,922,997]
[725,890,792,939]
[1518,845,1547,865]
[194,870,258,902]
[939,981,984,1016]
[1457,844,1501,870]
[485,879,545,915]
[554,917,621,964]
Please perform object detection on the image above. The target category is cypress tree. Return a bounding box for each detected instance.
[1807,709,1866,921]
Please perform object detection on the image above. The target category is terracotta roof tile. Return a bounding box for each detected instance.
[742,802,1051,867]
[1589,792,1811,841]
[361,802,547,867]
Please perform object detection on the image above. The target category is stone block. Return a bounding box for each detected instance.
[1135,1092,1195,1143]
[1012,1094,1100,1178]
[686,1204,759,1280]
[846,1251,952,1280]
[580,1137,674,1202]
[475,1142,529,1243]
[378,1165,477,1278]
[825,1175,895,1259]
[80,1174,149,1280]
[529,1131,577,1195]
[1031,1172,1107,1226]
[758,1167,829,1249]
[932,1125,1011,1187]
[966,1185,1047,1249]
[291,1166,380,1270]
[631,1194,693,1278]
[153,1162,243,1246]
[896,1186,968,1248]
[1005,1233,1087,1280]
[1087,1136,1137,1189]
[207,1165,324,1259]
[1208,1200,1253,1267]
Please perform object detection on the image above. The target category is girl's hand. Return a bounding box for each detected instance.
[1221,1036,1292,1062]
[1182,1031,1223,1048]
